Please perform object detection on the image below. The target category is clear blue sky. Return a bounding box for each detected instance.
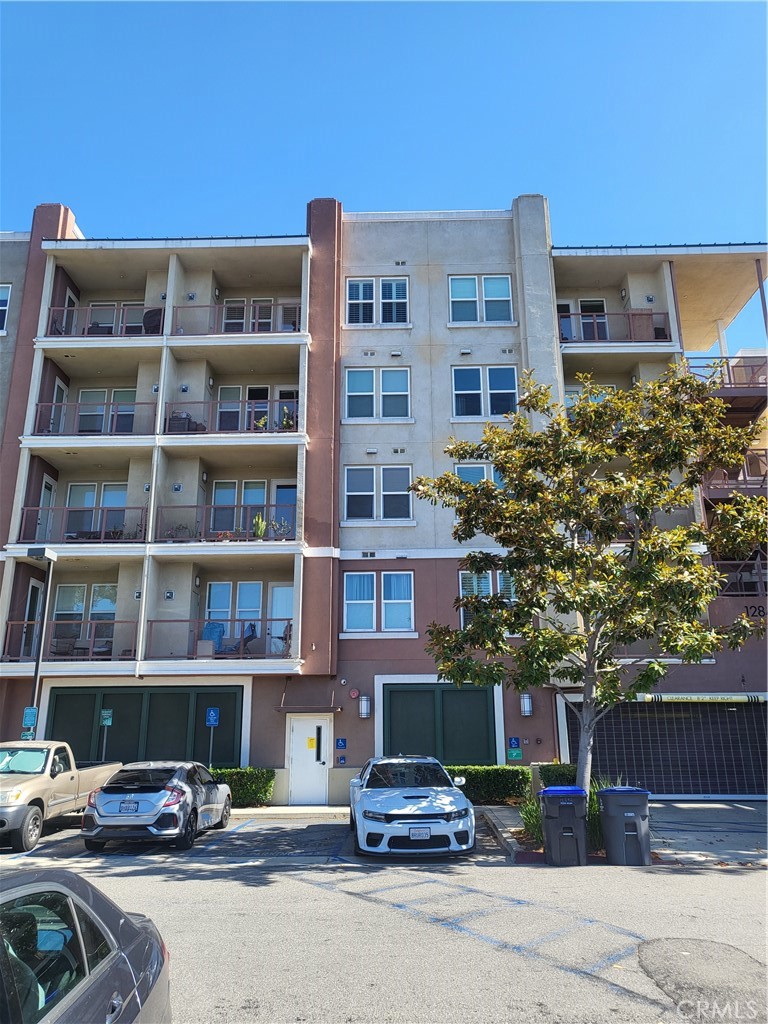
[1,1,766,347]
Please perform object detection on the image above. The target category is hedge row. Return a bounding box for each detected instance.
[213,767,276,807]
[444,765,532,805]
[537,763,578,787]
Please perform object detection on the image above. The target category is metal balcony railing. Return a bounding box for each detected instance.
[145,617,293,660]
[163,398,298,434]
[172,302,302,337]
[46,305,164,338]
[19,506,147,544]
[559,311,671,344]
[32,401,157,436]
[156,504,296,542]
[701,450,768,498]
[714,558,768,597]
[3,619,138,662]
[687,356,768,388]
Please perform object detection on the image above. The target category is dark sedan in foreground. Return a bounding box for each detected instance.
[0,868,171,1023]
[81,761,231,852]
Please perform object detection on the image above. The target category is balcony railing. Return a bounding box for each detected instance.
[46,305,164,338]
[33,401,157,436]
[172,303,302,337]
[559,312,671,344]
[145,617,293,660]
[19,506,147,544]
[701,450,768,498]
[156,503,296,542]
[164,399,298,434]
[714,558,767,597]
[3,619,138,662]
[687,356,768,388]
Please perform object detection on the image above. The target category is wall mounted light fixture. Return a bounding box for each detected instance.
[520,693,534,717]
[358,695,372,719]
[187,292,196,301]
[214,288,220,301]
[201,472,208,483]
[179,384,189,393]
[194,576,201,588]
[208,377,214,388]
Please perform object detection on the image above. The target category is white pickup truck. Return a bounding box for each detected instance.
[0,740,121,851]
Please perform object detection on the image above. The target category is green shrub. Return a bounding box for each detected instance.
[212,767,275,807]
[519,794,544,846]
[523,772,625,852]
[538,763,578,787]
[444,765,531,805]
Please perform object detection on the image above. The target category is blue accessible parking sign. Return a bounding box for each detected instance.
[206,707,220,728]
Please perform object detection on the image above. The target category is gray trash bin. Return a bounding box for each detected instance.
[598,787,651,866]
[538,786,587,866]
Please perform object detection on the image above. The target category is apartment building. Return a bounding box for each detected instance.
[0,197,765,801]
[0,231,31,437]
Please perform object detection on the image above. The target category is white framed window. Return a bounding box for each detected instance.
[344,466,412,521]
[564,383,617,415]
[207,581,263,636]
[0,284,11,330]
[345,368,410,419]
[452,365,518,418]
[344,572,376,631]
[459,571,491,627]
[449,275,512,324]
[346,277,409,326]
[455,463,504,487]
[497,571,516,607]
[382,572,413,630]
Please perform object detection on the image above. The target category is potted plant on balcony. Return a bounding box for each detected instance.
[270,516,293,540]
[252,514,267,539]
[280,405,296,431]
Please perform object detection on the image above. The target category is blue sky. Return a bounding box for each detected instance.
[1,1,765,347]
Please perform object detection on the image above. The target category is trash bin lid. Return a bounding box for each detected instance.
[538,786,587,796]
[597,786,651,795]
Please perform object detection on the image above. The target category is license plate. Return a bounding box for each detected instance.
[409,827,431,840]
[119,800,139,814]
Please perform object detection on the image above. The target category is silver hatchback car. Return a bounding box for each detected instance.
[81,761,231,852]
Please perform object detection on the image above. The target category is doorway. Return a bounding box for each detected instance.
[288,715,331,805]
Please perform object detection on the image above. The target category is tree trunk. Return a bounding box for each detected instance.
[575,701,597,792]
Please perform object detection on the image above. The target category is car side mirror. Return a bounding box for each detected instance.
[51,763,64,777]
[453,776,466,787]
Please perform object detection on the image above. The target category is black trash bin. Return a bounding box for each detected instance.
[538,786,587,866]
[598,787,651,866]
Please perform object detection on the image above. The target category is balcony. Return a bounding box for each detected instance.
[145,618,293,660]
[46,305,164,338]
[714,558,767,598]
[19,507,147,544]
[559,312,671,344]
[3,620,138,662]
[701,450,767,502]
[156,504,296,542]
[172,302,302,337]
[687,356,767,422]
[32,401,157,436]
[164,399,298,435]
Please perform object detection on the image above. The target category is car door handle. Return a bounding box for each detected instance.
[105,993,124,1024]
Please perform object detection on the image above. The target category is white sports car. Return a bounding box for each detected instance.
[349,755,475,855]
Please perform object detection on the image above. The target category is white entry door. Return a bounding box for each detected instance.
[288,716,331,805]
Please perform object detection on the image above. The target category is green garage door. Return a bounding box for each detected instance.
[46,687,242,767]
[384,685,495,764]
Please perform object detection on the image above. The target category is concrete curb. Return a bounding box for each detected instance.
[479,807,523,859]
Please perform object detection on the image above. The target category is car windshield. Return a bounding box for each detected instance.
[365,763,452,789]
[0,748,47,774]
[106,768,176,788]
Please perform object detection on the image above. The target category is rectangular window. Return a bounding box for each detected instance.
[579,299,608,341]
[382,573,413,630]
[346,278,409,326]
[459,572,491,627]
[455,464,487,485]
[450,276,513,323]
[497,572,516,606]
[345,467,375,519]
[347,280,374,325]
[0,285,10,330]
[381,466,412,519]
[345,368,410,418]
[452,366,517,418]
[223,299,247,333]
[344,573,375,631]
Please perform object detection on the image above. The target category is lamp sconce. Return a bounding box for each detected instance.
[201,472,208,483]
[187,292,196,301]
[143,483,151,493]
[194,576,201,588]
[520,693,534,717]
[208,377,214,388]
[358,695,372,719]
[152,383,159,394]
[214,288,220,301]
[160,292,167,300]
[179,384,189,393]
[620,288,627,301]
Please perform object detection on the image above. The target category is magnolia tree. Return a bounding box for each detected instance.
[413,366,767,791]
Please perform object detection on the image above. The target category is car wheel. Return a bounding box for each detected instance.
[11,806,43,852]
[213,797,231,830]
[84,838,106,852]
[175,810,198,850]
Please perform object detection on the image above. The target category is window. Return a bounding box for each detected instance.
[459,571,515,627]
[449,276,512,323]
[455,463,504,487]
[206,581,263,637]
[343,571,414,632]
[346,278,409,326]
[0,285,10,330]
[344,466,412,521]
[579,299,608,341]
[452,366,517,418]
[345,368,410,419]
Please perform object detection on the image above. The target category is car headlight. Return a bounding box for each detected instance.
[362,810,388,822]
[0,789,23,804]
[447,807,469,821]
